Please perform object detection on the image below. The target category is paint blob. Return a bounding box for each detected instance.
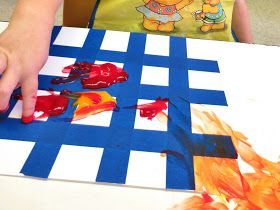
[20,92,69,124]
[65,91,117,121]
[135,98,168,120]
[51,62,128,89]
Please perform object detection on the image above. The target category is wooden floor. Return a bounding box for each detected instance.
[0,0,279,46]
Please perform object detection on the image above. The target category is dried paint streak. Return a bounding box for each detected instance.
[135,98,168,120]
[66,91,117,121]
[51,62,128,89]
[19,92,69,124]
[170,105,280,210]
[161,150,185,160]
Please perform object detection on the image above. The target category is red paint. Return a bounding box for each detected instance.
[81,92,102,104]
[202,192,214,203]
[51,62,128,89]
[136,98,168,120]
[21,115,35,124]
[34,95,69,119]
[19,93,69,124]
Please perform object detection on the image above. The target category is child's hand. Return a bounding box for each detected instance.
[0,24,50,121]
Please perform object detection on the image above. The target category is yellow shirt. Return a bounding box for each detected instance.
[92,0,235,41]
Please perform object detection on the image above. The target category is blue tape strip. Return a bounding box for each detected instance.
[96,148,130,184]
[189,88,228,106]
[191,134,237,158]
[188,58,220,73]
[95,32,147,184]
[20,143,61,178]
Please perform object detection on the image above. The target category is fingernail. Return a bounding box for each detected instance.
[21,114,35,124]
[0,104,9,113]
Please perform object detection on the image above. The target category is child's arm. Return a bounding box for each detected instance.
[232,0,253,43]
[0,0,62,121]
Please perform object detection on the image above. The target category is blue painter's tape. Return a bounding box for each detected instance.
[96,148,130,184]
[189,88,228,106]
[76,29,106,62]
[49,46,81,58]
[138,85,169,100]
[131,130,168,153]
[20,143,61,178]
[50,26,62,45]
[192,134,237,158]
[143,55,169,68]
[96,50,126,63]
[64,125,109,148]
[188,58,220,73]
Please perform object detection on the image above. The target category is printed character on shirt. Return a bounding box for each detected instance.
[136,0,194,32]
[194,0,226,32]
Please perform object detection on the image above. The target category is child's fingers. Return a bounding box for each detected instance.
[0,51,7,74]
[21,76,38,122]
[0,69,19,111]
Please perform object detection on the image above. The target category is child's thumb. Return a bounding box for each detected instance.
[0,51,7,74]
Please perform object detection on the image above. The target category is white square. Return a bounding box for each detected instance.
[188,70,225,91]
[53,27,89,47]
[39,56,76,77]
[134,99,168,131]
[8,90,59,121]
[0,22,9,33]
[0,139,35,175]
[100,30,130,52]
[140,65,169,86]
[49,145,103,182]
[71,109,114,127]
[126,150,166,188]
[94,60,124,68]
[145,34,169,56]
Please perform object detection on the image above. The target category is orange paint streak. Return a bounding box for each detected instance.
[72,91,116,121]
[170,105,280,210]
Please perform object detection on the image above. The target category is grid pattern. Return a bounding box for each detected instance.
[0,27,237,190]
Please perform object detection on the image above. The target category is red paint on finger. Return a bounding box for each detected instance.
[21,114,34,124]
[19,93,69,124]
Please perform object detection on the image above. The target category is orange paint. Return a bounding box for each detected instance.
[72,91,116,121]
[170,105,280,210]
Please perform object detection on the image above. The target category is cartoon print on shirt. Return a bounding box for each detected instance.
[194,0,226,32]
[136,0,194,32]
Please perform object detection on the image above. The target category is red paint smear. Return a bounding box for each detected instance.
[21,115,35,124]
[202,192,214,203]
[51,62,128,89]
[35,95,69,118]
[19,93,69,124]
[136,98,168,120]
